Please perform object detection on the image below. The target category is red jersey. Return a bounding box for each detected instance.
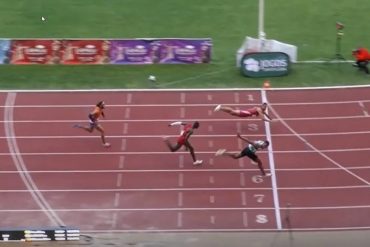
[177,124,193,145]
[239,107,260,117]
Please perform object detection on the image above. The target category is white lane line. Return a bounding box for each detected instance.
[2,184,369,192]
[1,114,368,124]
[180,93,186,104]
[1,166,368,174]
[239,173,246,187]
[178,173,184,187]
[209,195,215,204]
[1,97,370,108]
[207,94,212,101]
[209,176,215,184]
[116,174,123,187]
[234,92,240,104]
[358,101,369,116]
[178,155,184,169]
[241,192,247,206]
[2,131,370,139]
[118,156,125,169]
[210,215,216,224]
[120,139,127,151]
[113,193,120,207]
[1,205,369,212]
[1,148,370,156]
[122,123,129,135]
[4,92,64,227]
[269,104,370,186]
[177,212,183,228]
[180,108,185,118]
[126,93,133,104]
[261,90,282,230]
[242,212,248,227]
[124,108,131,119]
[177,192,183,207]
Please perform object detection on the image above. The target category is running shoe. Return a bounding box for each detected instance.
[193,160,203,166]
[214,104,222,112]
[215,149,226,156]
[103,143,111,148]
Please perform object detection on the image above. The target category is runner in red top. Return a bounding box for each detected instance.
[163,121,203,166]
[214,102,273,122]
[73,101,111,147]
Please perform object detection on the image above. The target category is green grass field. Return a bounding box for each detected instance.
[0,0,369,89]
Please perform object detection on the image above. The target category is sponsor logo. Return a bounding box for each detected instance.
[241,52,290,77]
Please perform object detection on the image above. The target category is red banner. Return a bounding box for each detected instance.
[9,40,61,64]
[60,40,110,64]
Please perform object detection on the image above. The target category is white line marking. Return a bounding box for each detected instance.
[178,155,184,169]
[178,173,184,187]
[207,125,213,132]
[208,140,214,148]
[177,192,183,207]
[1,205,369,212]
[1,148,370,156]
[358,101,369,116]
[241,192,247,206]
[242,212,248,227]
[126,93,132,104]
[209,195,215,204]
[116,174,123,187]
[269,104,370,186]
[208,158,214,166]
[239,173,246,187]
[124,108,131,119]
[0,166,368,174]
[4,93,64,226]
[122,123,129,135]
[180,93,186,104]
[207,95,212,101]
[120,139,127,151]
[210,215,216,224]
[180,107,185,118]
[209,176,215,184]
[234,92,240,103]
[261,90,282,230]
[0,114,368,124]
[177,212,183,227]
[111,212,118,228]
[2,131,370,139]
[1,184,369,192]
[118,156,125,169]
[1,98,369,108]
[113,193,120,207]
[77,225,370,232]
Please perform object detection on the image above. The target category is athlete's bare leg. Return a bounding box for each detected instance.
[96,125,110,147]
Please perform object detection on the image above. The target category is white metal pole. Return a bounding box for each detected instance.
[258,0,265,39]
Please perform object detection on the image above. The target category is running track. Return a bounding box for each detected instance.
[0,87,369,232]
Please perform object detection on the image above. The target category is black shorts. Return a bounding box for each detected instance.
[88,114,98,128]
[240,147,258,161]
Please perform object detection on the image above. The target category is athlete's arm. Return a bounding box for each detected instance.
[257,108,272,122]
[169,121,187,127]
[237,133,253,144]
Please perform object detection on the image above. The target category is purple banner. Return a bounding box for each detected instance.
[109,40,153,64]
[157,39,212,64]
[109,38,212,64]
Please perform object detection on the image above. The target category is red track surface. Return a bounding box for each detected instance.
[0,87,370,232]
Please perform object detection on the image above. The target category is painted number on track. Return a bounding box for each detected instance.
[256,214,268,224]
[252,175,264,183]
[247,124,258,132]
[253,194,265,203]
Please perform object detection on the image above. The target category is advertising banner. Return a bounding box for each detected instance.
[60,40,110,64]
[9,40,61,64]
[0,39,11,64]
[158,39,212,64]
[240,52,290,77]
[109,40,153,64]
